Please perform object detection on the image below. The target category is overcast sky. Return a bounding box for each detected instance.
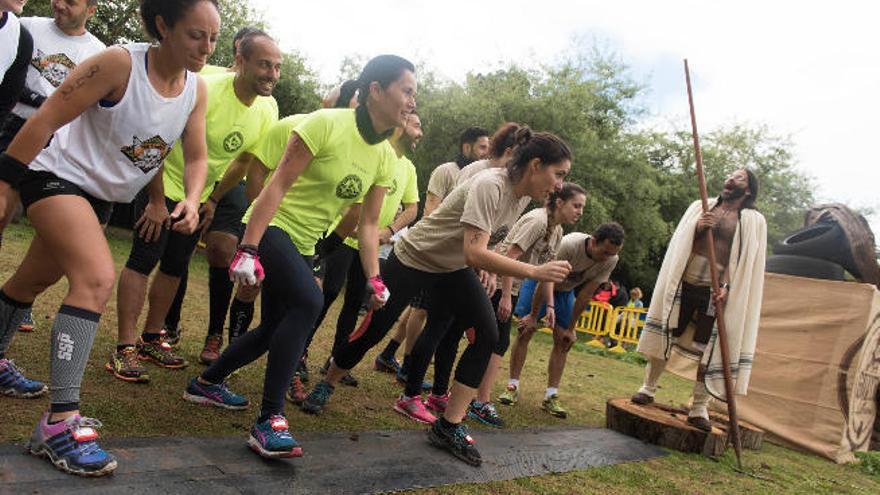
[256,0,879,231]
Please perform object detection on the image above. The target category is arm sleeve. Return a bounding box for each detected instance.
[0,26,32,115]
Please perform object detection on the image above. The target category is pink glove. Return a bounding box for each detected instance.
[367,276,390,304]
[229,244,264,286]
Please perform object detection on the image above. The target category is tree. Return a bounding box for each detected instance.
[22,0,321,115]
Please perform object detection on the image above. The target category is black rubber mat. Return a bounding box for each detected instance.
[0,426,665,494]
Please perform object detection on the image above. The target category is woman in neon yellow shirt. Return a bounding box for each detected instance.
[182,55,416,460]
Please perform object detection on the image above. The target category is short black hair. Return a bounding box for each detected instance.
[593,222,625,246]
[233,26,261,56]
[140,0,219,42]
[459,126,489,151]
[356,55,415,106]
[237,29,272,60]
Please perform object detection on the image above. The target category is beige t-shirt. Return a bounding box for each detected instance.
[554,232,618,292]
[396,168,532,273]
[426,161,460,200]
[500,207,563,295]
[455,159,494,187]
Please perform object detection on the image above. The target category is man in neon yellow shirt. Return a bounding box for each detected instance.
[109,31,281,383]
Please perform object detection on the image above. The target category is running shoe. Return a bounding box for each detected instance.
[428,419,481,467]
[300,381,334,415]
[297,358,310,383]
[467,400,504,428]
[393,395,436,424]
[542,394,568,418]
[425,393,449,414]
[105,347,150,383]
[285,374,307,405]
[248,415,303,458]
[199,335,222,365]
[395,369,433,392]
[138,338,188,369]
[182,377,249,410]
[0,358,47,398]
[17,310,35,332]
[498,384,519,405]
[27,412,117,477]
[340,372,358,387]
[374,354,401,374]
[161,323,182,347]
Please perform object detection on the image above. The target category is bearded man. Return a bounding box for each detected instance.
[632,168,767,431]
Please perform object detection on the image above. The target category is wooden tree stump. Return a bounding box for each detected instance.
[606,398,764,457]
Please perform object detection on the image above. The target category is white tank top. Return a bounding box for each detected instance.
[0,12,22,84]
[30,43,198,202]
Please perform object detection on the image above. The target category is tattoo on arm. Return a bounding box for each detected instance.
[469,231,484,245]
[60,65,101,101]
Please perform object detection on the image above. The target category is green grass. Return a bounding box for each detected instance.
[0,222,878,494]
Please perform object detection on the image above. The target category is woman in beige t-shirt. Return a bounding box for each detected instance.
[308,127,573,467]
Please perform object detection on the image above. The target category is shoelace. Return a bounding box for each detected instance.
[483,403,499,418]
[121,348,140,368]
[70,417,105,456]
[450,423,475,448]
[268,415,293,439]
[3,360,28,380]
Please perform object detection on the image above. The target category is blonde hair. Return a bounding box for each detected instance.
[630,287,642,300]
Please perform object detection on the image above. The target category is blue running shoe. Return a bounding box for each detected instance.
[27,412,117,476]
[0,358,47,398]
[248,415,302,458]
[182,377,249,410]
[300,380,335,415]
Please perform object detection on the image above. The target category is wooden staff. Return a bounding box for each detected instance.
[684,59,744,469]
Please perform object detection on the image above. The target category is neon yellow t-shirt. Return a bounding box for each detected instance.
[200,64,230,76]
[244,108,396,255]
[163,73,279,202]
[338,154,419,250]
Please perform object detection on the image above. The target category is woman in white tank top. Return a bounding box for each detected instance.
[0,0,219,478]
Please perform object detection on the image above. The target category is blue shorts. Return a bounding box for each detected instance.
[514,279,575,329]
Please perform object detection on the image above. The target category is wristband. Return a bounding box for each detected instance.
[0,152,28,189]
[720,282,730,290]
[547,305,555,309]
[387,224,397,234]
[238,243,259,256]
[207,195,219,205]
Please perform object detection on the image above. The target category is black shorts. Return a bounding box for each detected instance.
[409,288,431,311]
[208,181,248,237]
[18,169,112,224]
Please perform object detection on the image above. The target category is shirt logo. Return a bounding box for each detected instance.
[223,131,244,153]
[120,135,172,173]
[31,50,76,88]
[335,174,363,199]
[389,178,398,196]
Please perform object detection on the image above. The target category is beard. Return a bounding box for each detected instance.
[721,185,747,200]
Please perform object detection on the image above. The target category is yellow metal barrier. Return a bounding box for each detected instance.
[578,301,614,348]
[607,306,647,353]
[524,303,644,354]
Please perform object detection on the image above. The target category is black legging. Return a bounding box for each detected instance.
[304,244,368,358]
[202,226,323,418]
[333,251,498,393]
[414,289,518,397]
